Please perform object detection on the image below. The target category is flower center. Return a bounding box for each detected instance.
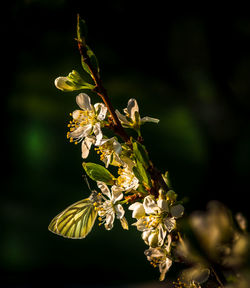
[66,110,96,143]
[97,200,115,226]
[150,256,165,268]
[117,168,137,189]
[95,141,114,161]
[70,110,96,127]
[142,215,160,229]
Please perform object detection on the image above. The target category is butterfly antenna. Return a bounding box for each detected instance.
[82,173,92,192]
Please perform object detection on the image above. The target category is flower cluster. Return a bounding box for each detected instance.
[48,15,250,288]
[51,22,185,279]
[65,91,164,231]
[49,16,250,287]
[53,72,185,280]
[129,193,184,280]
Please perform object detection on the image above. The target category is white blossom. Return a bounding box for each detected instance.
[115,98,159,130]
[97,181,128,230]
[144,236,173,281]
[67,93,107,158]
[112,164,139,193]
[95,137,123,168]
[129,195,184,247]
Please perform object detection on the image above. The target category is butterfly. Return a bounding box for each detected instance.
[48,191,101,239]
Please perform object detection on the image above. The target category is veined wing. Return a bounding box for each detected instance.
[48,198,97,239]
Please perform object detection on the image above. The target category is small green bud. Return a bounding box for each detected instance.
[166,190,177,202]
[148,231,159,248]
[54,70,95,92]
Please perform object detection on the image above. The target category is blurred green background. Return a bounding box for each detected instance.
[4,1,250,286]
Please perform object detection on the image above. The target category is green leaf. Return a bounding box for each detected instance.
[86,45,100,74]
[77,14,88,45]
[79,56,90,75]
[79,46,100,78]
[76,15,100,77]
[132,166,144,184]
[83,162,115,185]
[162,171,172,188]
[137,184,148,195]
[134,159,151,189]
[132,141,150,169]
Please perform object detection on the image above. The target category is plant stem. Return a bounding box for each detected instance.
[211,266,225,288]
[77,40,129,143]
[76,25,170,195]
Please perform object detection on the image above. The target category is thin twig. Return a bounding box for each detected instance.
[211,266,225,288]
[77,40,129,143]
[76,21,170,195]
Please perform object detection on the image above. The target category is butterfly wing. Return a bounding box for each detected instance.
[48,198,97,239]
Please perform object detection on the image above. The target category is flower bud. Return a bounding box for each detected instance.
[148,231,159,248]
[54,70,94,92]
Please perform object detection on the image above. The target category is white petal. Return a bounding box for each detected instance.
[170,204,184,218]
[164,217,176,232]
[81,145,90,159]
[111,184,124,194]
[159,258,172,281]
[127,98,139,121]
[93,123,103,145]
[76,93,92,110]
[81,139,92,159]
[115,109,130,124]
[111,189,123,203]
[140,116,160,124]
[72,109,82,120]
[94,103,107,121]
[70,124,92,138]
[112,154,124,167]
[98,137,109,146]
[158,224,167,247]
[103,155,111,168]
[143,196,161,215]
[181,266,210,285]
[81,136,95,159]
[134,217,149,232]
[144,247,165,259]
[128,202,145,219]
[97,181,111,199]
[157,199,169,212]
[115,204,125,219]
[165,234,172,253]
[142,230,151,245]
[148,232,159,248]
[112,138,122,154]
[54,77,73,91]
[104,213,115,230]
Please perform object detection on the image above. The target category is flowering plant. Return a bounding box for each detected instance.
[49,15,249,287]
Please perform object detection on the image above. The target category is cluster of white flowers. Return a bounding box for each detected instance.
[129,193,184,280]
[52,23,185,282]
[63,91,185,281]
[51,19,250,286]
[66,92,156,224]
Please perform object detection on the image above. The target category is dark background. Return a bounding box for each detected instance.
[3,1,250,287]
